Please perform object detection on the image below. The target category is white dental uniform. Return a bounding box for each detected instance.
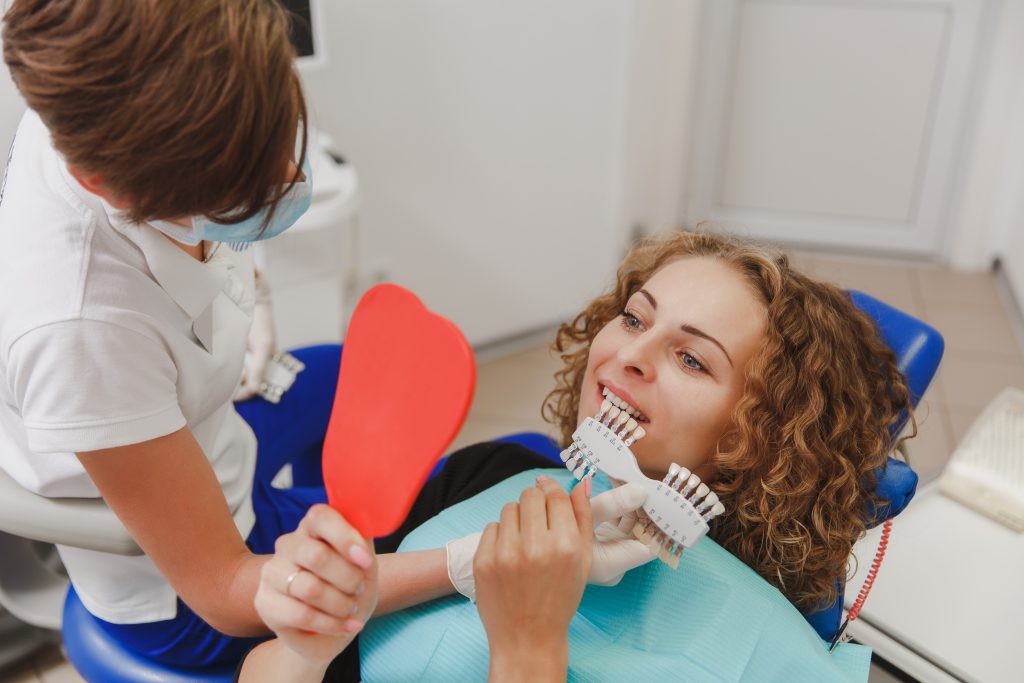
[0,110,258,624]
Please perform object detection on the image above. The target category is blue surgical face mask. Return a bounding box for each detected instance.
[150,153,313,249]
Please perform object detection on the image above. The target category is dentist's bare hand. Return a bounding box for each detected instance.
[475,475,593,682]
[254,504,377,665]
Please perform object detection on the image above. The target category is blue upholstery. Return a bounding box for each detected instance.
[62,587,235,683]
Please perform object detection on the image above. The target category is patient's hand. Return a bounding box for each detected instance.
[475,475,593,682]
[254,504,377,666]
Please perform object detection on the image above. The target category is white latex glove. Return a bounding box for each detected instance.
[235,284,276,401]
[446,481,657,601]
[587,481,659,586]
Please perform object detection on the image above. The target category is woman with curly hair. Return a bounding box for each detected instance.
[240,228,915,682]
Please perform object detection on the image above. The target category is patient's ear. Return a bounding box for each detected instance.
[66,165,130,208]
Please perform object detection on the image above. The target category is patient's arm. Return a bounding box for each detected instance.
[375,547,453,614]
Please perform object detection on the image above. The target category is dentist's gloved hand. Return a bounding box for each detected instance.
[235,273,276,402]
[446,479,657,601]
[587,480,659,586]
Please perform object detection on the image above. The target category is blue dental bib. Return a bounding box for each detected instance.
[360,469,870,682]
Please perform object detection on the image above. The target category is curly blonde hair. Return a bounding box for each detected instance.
[542,229,915,610]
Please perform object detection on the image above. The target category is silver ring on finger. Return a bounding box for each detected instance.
[285,569,303,597]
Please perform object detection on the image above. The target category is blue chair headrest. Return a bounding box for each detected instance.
[848,290,944,522]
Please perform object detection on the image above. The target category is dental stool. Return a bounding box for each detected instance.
[496,290,943,644]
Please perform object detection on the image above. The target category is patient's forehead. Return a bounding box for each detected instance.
[638,257,766,351]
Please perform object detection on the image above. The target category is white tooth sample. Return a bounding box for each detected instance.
[697,491,719,514]
[623,425,646,447]
[672,466,691,491]
[596,399,612,421]
[617,417,638,438]
[692,483,709,503]
[559,447,574,463]
[573,463,589,480]
[613,411,630,429]
[704,501,726,521]
[603,406,621,426]
[667,463,681,479]
[682,473,701,495]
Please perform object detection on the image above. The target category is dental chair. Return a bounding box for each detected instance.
[0,290,942,681]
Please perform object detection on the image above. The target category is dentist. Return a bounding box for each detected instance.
[0,0,365,668]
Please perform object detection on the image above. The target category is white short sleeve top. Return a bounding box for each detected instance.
[0,110,259,624]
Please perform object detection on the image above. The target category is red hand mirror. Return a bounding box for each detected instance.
[322,284,476,537]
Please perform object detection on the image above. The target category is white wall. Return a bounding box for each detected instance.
[300,0,639,346]
[619,0,701,236]
[944,0,1024,277]
[0,60,25,155]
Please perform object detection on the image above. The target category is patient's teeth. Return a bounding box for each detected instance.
[623,426,646,447]
[602,387,610,398]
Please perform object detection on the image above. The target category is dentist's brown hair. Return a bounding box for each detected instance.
[3,0,307,226]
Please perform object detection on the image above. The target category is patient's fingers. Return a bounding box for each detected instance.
[496,502,520,556]
[518,485,547,542]
[569,478,594,546]
[534,475,577,533]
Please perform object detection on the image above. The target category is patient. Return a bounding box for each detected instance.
[238,228,916,681]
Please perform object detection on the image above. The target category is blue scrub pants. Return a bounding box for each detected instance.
[94,344,341,669]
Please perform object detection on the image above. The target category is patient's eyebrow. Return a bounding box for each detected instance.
[638,288,734,368]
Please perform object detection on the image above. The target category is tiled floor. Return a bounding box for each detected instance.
[2,249,1021,682]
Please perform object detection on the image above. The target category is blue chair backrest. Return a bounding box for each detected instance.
[498,290,944,643]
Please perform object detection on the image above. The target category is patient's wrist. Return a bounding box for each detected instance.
[487,641,568,682]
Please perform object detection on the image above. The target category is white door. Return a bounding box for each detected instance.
[686,0,988,256]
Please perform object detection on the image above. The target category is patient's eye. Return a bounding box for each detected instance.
[680,352,706,373]
[620,310,644,331]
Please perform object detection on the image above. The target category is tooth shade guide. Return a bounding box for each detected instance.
[603,406,621,426]
[563,416,719,568]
